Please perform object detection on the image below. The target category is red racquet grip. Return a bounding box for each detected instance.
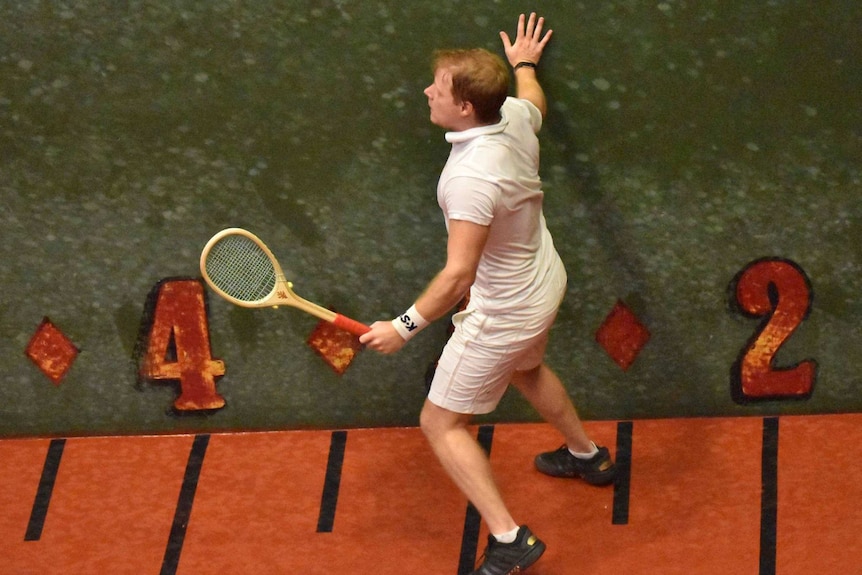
[333,314,371,336]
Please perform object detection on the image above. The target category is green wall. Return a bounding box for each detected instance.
[1,1,860,437]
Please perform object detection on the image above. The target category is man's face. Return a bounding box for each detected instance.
[423,66,465,130]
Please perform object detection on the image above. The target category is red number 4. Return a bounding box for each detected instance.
[730,258,817,402]
[138,279,226,411]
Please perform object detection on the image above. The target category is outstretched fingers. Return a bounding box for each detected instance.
[524,12,537,40]
[500,12,552,66]
[525,13,552,49]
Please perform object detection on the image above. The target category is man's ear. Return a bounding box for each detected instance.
[459,100,474,118]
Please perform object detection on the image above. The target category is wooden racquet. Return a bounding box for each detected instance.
[200,228,370,336]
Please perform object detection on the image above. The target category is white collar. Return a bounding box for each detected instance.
[444,113,508,143]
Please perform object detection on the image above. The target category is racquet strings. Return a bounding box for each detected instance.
[205,234,277,302]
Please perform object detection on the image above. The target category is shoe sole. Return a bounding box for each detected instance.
[474,534,546,575]
[515,539,546,573]
[581,467,617,486]
[535,460,617,486]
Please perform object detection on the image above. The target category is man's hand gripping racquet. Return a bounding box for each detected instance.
[200,228,370,337]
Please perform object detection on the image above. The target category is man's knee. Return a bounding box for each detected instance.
[420,400,467,442]
[420,400,442,439]
[511,363,543,391]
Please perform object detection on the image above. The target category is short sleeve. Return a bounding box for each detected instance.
[506,97,542,133]
[440,176,500,226]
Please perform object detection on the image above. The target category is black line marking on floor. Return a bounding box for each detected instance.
[161,434,210,575]
[612,420,633,525]
[24,438,66,542]
[317,430,348,533]
[760,417,779,575]
[457,424,495,575]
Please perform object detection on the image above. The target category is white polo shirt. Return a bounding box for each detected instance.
[437,97,565,315]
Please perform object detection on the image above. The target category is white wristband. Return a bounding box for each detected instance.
[391,304,429,341]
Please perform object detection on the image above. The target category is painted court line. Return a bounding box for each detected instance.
[317,430,348,533]
[161,434,210,575]
[24,438,66,542]
[760,417,779,575]
[613,420,633,525]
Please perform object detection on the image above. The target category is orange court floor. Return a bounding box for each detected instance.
[1,413,861,575]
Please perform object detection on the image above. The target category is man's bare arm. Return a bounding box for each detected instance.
[500,12,553,118]
[414,219,488,321]
[359,219,488,354]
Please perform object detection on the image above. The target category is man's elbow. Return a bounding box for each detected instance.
[455,275,476,298]
[442,266,477,297]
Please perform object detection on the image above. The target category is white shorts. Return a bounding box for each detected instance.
[428,272,566,415]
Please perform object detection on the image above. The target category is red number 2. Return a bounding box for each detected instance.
[730,258,817,402]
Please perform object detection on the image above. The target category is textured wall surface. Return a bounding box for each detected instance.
[1,1,860,436]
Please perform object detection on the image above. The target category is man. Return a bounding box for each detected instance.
[360,13,616,575]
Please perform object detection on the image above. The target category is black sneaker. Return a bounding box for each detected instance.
[471,525,545,575]
[535,444,617,485]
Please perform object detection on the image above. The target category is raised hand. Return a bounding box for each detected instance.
[499,12,553,67]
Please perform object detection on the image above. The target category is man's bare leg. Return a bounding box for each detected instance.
[419,399,518,535]
[511,363,594,453]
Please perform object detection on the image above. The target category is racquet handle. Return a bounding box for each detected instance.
[333,314,371,337]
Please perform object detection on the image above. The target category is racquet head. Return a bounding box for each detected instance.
[200,228,369,337]
[200,228,291,308]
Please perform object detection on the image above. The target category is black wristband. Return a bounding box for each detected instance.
[514,61,537,71]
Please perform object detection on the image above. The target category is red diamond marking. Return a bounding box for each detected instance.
[307,315,362,375]
[25,317,79,385]
[595,300,650,371]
